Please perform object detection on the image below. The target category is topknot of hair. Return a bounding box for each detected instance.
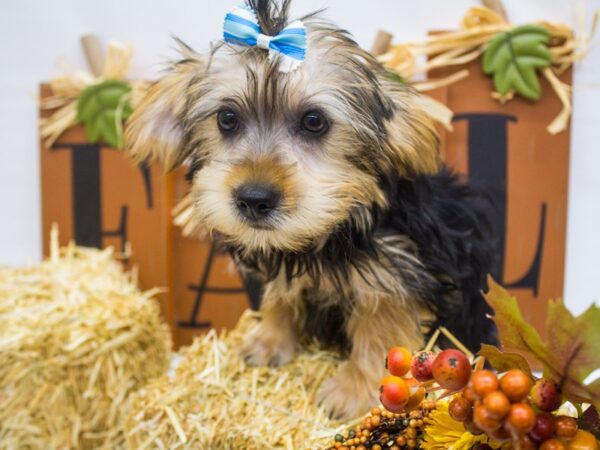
[245,0,292,35]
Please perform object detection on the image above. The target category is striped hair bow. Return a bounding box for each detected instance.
[223,4,307,73]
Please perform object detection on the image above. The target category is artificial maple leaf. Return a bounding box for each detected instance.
[483,278,600,409]
[543,300,600,407]
[478,344,533,377]
[483,278,549,362]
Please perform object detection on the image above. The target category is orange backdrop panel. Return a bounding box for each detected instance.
[429,59,571,339]
[40,84,254,348]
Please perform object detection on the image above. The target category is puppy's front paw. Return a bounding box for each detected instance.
[317,364,378,420]
[240,323,296,367]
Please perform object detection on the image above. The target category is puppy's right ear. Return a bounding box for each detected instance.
[125,49,204,170]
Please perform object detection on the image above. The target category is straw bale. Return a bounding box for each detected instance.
[124,311,353,449]
[0,243,171,449]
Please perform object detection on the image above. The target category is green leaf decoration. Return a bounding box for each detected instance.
[484,278,600,409]
[482,24,552,100]
[76,80,133,149]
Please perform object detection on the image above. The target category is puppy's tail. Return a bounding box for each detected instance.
[430,169,499,352]
[395,167,499,352]
[438,280,498,354]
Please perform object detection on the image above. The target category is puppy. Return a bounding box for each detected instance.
[125,0,497,419]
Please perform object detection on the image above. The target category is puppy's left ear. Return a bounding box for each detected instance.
[125,45,204,171]
[381,78,441,176]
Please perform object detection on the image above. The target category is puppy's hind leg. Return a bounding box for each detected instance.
[241,282,301,367]
[317,294,423,419]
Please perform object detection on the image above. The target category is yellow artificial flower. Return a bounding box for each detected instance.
[422,401,510,450]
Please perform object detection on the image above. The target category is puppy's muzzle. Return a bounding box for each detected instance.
[234,184,281,223]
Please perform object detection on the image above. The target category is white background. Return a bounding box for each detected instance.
[0,0,599,314]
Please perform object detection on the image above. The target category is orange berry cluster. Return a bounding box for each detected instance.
[449,369,598,449]
[337,345,599,450]
[380,347,472,413]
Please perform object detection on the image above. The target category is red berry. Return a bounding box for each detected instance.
[386,347,412,377]
[488,425,511,442]
[432,349,472,391]
[530,379,562,412]
[410,351,435,381]
[469,370,499,399]
[401,378,426,411]
[521,435,540,450]
[379,376,410,413]
[506,403,536,433]
[404,376,419,392]
[483,391,510,419]
[449,397,473,422]
[462,386,479,403]
[540,439,566,450]
[405,387,426,411]
[530,413,557,442]
[555,415,578,439]
[567,430,600,449]
[473,405,502,432]
[500,370,533,402]
[464,420,484,435]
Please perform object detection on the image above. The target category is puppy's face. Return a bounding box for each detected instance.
[126,14,439,253]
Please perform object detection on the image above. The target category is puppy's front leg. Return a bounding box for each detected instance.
[318,295,424,419]
[241,281,300,367]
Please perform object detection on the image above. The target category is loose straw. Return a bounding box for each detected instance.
[379,6,599,135]
[123,312,347,449]
[0,233,171,449]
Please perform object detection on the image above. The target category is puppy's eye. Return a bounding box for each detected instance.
[300,111,329,136]
[217,109,240,133]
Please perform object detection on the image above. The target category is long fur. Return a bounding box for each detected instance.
[228,168,496,352]
[124,0,498,419]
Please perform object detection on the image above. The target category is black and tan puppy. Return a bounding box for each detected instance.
[125,0,496,419]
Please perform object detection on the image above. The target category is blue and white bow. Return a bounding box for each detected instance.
[223,4,307,73]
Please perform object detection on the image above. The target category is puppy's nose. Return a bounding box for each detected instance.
[234,184,281,220]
